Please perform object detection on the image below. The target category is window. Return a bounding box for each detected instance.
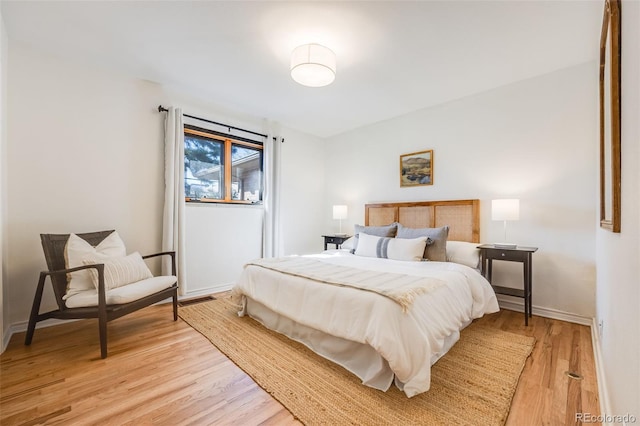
[184,125,263,204]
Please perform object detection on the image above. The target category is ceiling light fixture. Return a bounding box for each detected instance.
[290,43,336,87]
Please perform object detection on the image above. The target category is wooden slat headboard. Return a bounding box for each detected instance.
[365,199,480,243]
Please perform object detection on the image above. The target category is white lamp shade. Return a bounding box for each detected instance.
[333,205,348,220]
[492,199,520,221]
[291,44,336,87]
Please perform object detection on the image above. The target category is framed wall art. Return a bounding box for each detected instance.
[400,150,433,187]
[599,0,621,232]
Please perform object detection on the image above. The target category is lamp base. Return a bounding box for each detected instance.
[493,243,517,249]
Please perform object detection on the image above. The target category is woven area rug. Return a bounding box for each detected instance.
[179,298,535,426]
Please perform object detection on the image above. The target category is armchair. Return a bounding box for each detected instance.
[25,230,178,358]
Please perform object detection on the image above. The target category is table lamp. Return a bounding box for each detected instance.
[491,199,519,249]
[333,205,348,236]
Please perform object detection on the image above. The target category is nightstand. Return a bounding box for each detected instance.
[477,244,538,326]
[322,235,351,250]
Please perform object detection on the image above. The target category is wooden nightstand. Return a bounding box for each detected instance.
[322,235,351,250]
[477,244,538,326]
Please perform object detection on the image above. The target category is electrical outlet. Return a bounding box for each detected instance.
[598,319,604,338]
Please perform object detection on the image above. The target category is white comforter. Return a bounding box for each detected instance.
[233,250,499,397]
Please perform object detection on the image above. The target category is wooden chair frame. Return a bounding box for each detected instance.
[25,230,179,359]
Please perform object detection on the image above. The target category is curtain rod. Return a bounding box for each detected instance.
[158,105,268,139]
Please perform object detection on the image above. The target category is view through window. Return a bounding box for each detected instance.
[184,125,263,203]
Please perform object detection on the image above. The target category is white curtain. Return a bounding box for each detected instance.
[262,121,283,258]
[162,107,187,294]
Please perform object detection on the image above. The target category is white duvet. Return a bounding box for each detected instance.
[233,250,499,397]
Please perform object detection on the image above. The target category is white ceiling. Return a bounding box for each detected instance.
[1,1,603,138]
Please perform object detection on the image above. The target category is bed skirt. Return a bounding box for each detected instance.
[243,296,466,394]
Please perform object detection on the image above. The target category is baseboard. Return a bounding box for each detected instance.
[498,297,611,419]
[6,317,79,344]
[1,284,236,352]
[591,317,612,420]
[2,317,73,353]
[2,325,11,353]
[183,283,234,299]
[496,296,592,326]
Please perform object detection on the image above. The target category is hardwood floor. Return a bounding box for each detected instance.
[476,311,600,426]
[1,304,599,425]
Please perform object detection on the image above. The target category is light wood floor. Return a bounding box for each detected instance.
[1,303,599,425]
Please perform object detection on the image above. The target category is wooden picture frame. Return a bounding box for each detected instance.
[400,150,433,187]
[599,0,621,232]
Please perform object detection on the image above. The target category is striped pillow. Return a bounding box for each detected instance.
[83,252,153,291]
[351,223,398,253]
[354,233,429,262]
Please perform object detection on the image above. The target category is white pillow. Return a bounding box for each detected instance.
[354,233,427,262]
[82,252,154,291]
[64,232,126,299]
[446,241,481,269]
[340,236,355,251]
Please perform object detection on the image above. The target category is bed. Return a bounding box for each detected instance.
[232,199,499,398]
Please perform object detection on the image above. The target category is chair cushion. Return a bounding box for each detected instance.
[82,252,153,290]
[64,231,126,299]
[64,276,177,308]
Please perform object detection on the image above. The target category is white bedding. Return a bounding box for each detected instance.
[232,250,499,398]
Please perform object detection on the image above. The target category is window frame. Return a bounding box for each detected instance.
[184,125,264,205]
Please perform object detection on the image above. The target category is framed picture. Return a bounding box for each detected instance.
[599,0,621,232]
[400,150,433,187]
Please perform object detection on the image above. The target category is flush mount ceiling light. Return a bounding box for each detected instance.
[290,43,336,87]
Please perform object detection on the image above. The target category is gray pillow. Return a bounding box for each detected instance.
[351,223,398,253]
[396,224,449,261]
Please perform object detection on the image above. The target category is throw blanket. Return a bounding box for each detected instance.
[245,257,446,312]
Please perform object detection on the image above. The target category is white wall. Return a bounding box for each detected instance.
[324,63,598,320]
[595,0,640,418]
[6,43,166,326]
[185,204,264,294]
[279,126,326,255]
[4,42,323,331]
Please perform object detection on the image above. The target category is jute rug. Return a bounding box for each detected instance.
[179,298,535,426]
